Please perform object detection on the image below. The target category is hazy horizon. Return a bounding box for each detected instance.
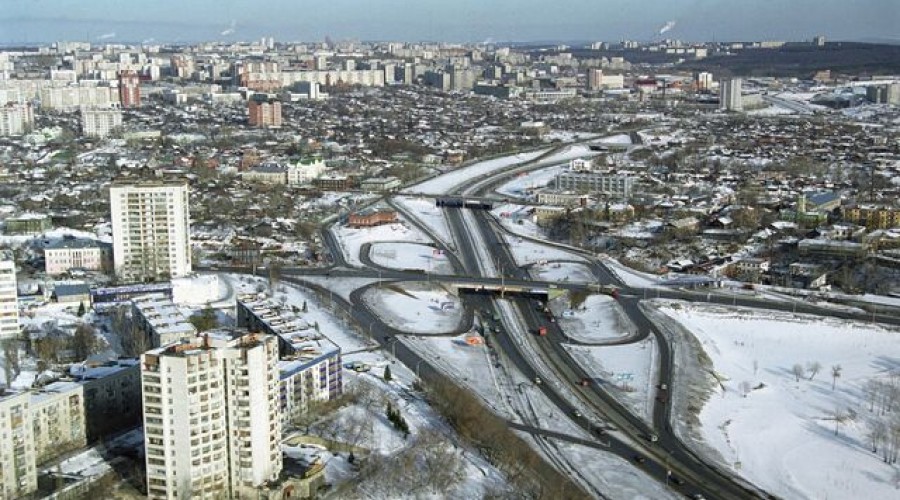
[1,0,898,45]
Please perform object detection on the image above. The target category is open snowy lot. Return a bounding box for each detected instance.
[555,294,637,343]
[495,165,567,199]
[530,261,596,284]
[332,220,432,267]
[501,232,586,267]
[361,282,465,335]
[369,242,454,274]
[650,300,900,500]
[392,196,454,246]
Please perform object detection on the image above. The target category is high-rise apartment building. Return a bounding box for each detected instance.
[247,95,282,128]
[80,107,123,138]
[118,70,141,108]
[0,255,18,340]
[720,78,743,111]
[109,182,192,283]
[0,103,34,137]
[0,390,37,499]
[141,331,282,500]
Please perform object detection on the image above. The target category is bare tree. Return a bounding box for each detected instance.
[72,324,99,361]
[831,407,847,436]
[807,361,822,381]
[792,363,805,383]
[831,364,842,391]
[868,418,887,453]
[2,339,19,383]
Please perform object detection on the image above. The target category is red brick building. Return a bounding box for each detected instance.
[118,70,141,108]
[348,209,398,228]
[248,95,282,128]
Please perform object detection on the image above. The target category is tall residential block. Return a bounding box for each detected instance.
[0,256,18,340]
[110,182,192,283]
[248,95,282,128]
[80,107,123,138]
[720,78,743,111]
[0,102,34,137]
[118,70,142,108]
[141,331,282,500]
[0,390,37,499]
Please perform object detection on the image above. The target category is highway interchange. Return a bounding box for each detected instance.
[213,140,900,499]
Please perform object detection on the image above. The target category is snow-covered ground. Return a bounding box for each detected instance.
[406,149,549,196]
[564,339,659,424]
[747,105,797,116]
[501,232,586,267]
[392,196,454,246]
[492,205,544,240]
[530,261,596,284]
[542,130,600,143]
[369,242,454,274]
[536,144,600,165]
[591,133,632,145]
[650,300,900,500]
[495,165,568,199]
[361,282,465,335]
[601,256,663,288]
[555,294,637,343]
[332,220,433,267]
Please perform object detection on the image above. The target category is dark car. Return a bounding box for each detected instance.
[632,455,646,464]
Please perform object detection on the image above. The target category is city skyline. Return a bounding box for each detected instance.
[1,0,898,44]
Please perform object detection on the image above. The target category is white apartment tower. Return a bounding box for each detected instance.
[221,334,282,497]
[720,78,743,111]
[0,102,34,137]
[141,332,282,500]
[142,339,229,499]
[80,107,124,138]
[0,391,37,499]
[110,182,192,283]
[0,256,18,340]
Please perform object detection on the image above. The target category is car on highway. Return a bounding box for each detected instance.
[579,377,591,387]
[632,455,646,464]
[670,476,685,486]
[533,376,542,385]
[572,410,582,418]
[645,433,659,443]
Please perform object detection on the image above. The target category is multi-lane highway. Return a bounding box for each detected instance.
[208,139,900,499]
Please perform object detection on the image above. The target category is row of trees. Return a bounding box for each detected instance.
[864,375,900,464]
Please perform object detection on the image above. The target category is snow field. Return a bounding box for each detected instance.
[555,294,637,344]
[406,149,550,196]
[531,261,596,284]
[392,196,454,246]
[332,220,432,267]
[369,242,454,274]
[651,300,900,500]
[361,282,465,334]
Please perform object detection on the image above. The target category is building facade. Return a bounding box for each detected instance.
[554,172,634,200]
[118,70,141,108]
[0,102,34,137]
[29,382,86,464]
[80,107,123,138]
[248,96,282,128]
[720,78,743,111]
[0,256,18,340]
[0,391,37,500]
[109,182,192,282]
[141,332,282,500]
[44,237,112,275]
[843,205,900,229]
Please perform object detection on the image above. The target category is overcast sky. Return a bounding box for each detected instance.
[1,0,897,44]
